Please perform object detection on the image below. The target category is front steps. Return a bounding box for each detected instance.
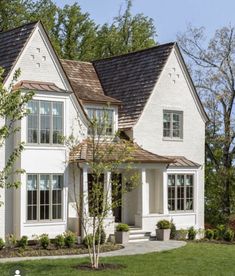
[128,226,151,243]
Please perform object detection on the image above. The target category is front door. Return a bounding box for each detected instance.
[112,173,122,222]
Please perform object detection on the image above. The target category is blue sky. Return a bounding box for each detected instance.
[55,0,235,44]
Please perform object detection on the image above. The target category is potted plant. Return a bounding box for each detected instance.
[115,223,129,244]
[156,220,171,241]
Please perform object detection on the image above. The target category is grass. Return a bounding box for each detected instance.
[1,242,235,275]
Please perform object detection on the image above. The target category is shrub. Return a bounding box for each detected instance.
[205,229,214,240]
[157,220,171,229]
[170,222,177,239]
[116,223,129,232]
[213,229,219,240]
[5,234,17,248]
[64,231,76,248]
[96,227,106,244]
[17,236,28,249]
[39,234,50,249]
[188,227,197,240]
[0,238,5,250]
[223,229,234,242]
[216,224,226,240]
[83,234,95,248]
[54,234,65,248]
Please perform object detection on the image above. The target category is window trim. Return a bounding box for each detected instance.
[167,173,194,213]
[26,173,64,223]
[163,110,183,140]
[27,100,64,146]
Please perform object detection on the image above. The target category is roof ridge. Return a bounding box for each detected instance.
[0,21,39,35]
[61,59,92,65]
[92,42,176,63]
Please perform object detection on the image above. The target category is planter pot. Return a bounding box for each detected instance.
[156,229,171,241]
[77,236,81,244]
[175,230,188,240]
[115,231,129,244]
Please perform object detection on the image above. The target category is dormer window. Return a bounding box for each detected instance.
[87,108,114,136]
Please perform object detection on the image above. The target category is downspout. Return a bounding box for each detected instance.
[77,162,83,238]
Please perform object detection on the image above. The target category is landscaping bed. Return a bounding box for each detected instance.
[0,242,123,258]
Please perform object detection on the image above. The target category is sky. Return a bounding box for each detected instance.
[55,0,235,44]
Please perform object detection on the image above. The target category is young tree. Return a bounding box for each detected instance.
[178,25,235,223]
[0,68,33,205]
[66,109,139,269]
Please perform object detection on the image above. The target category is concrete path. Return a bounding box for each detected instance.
[0,240,186,263]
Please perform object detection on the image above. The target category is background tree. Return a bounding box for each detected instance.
[94,0,156,59]
[67,110,139,269]
[0,68,33,205]
[178,25,235,224]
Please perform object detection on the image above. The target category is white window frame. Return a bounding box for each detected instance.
[167,173,195,213]
[26,174,64,222]
[27,100,64,145]
[86,107,115,136]
[163,110,183,140]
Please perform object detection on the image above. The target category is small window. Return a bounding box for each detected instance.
[86,108,114,136]
[163,110,183,139]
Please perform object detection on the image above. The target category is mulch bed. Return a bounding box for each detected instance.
[188,239,235,245]
[74,263,127,271]
[0,243,123,258]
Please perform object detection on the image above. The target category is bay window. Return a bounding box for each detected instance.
[27,100,63,144]
[27,174,63,221]
[168,174,194,212]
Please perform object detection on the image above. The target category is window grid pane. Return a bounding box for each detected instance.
[167,174,193,212]
[27,175,38,221]
[163,111,183,139]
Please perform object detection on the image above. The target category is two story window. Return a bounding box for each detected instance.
[27,174,63,221]
[168,174,194,212]
[86,108,114,136]
[27,100,63,144]
[163,110,183,139]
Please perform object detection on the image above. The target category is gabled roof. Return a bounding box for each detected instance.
[0,21,38,81]
[168,156,200,168]
[14,80,67,93]
[93,43,175,128]
[61,59,122,105]
[70,140,174,164]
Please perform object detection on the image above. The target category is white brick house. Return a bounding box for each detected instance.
[0,21,208,241]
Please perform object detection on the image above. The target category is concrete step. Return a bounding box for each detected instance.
[128,226,151,243]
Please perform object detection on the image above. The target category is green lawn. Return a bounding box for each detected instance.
[1,242,235,276]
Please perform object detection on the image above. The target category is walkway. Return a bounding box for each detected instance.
[0,240,186,263]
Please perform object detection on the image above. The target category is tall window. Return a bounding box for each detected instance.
[168,174,194,212]
[27,100,63,144]
[163,110,183,139]
[27,174,63,221]
[87,108,114,136]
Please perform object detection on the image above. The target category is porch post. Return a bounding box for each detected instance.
[138,168,149,216]
[163,170,169,214]
[82,165,89,216]
[104,171,113,217]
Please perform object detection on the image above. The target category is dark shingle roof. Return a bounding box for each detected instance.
[61,59,121,105]
[93,43,175,128]
[0,22,37,81]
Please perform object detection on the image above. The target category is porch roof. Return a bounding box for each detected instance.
[168,156,200,168]
[70,140,174,164]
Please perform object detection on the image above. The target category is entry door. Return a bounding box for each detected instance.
[112,173,122,222]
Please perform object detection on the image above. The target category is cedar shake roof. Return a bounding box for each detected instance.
[0,22,37,81]
[61,59,122,105]
[93,43,175,128]
[70,140,174,164]
[14,80,67,93]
